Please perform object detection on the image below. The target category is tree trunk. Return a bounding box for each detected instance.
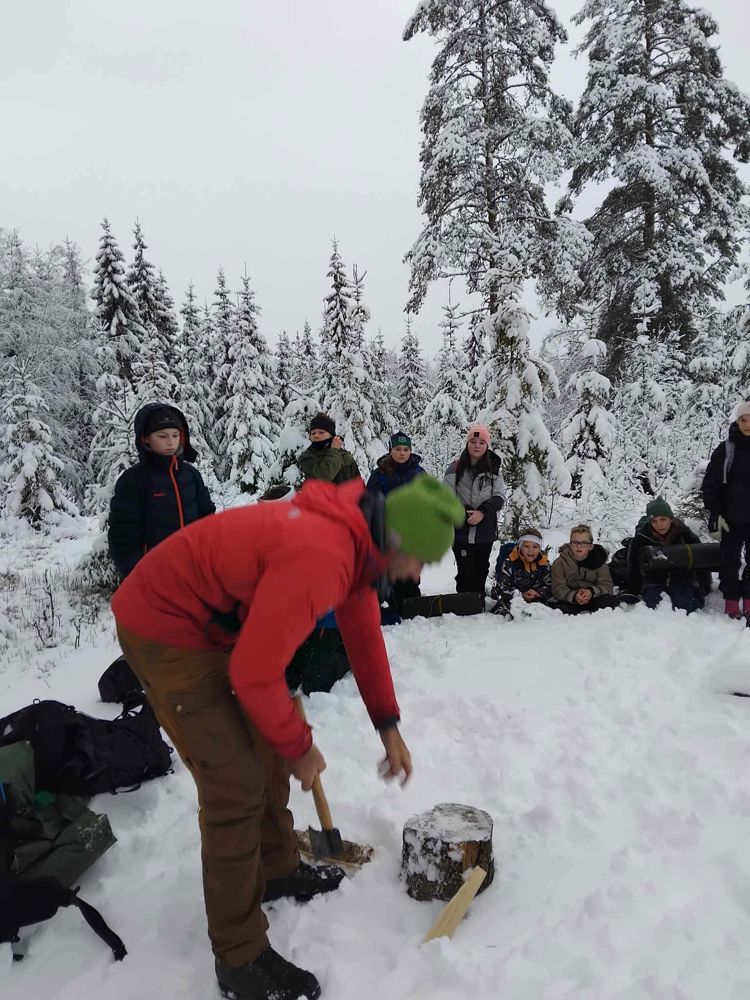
[402,803,495,902]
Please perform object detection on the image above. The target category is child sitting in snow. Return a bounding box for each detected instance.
[550,524,626,615]
[490,527,552,617]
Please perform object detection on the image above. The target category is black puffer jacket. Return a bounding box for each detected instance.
[366,453,425,496]
[702,423,750,525]
[108,403,215,579]
[626,516,710,595]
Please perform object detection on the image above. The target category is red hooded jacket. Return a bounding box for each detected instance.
[111,479,400,759]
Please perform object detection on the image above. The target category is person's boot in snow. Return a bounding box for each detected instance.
[725,598,742,619]
[263,860,345,903]
[215,947,321,1000]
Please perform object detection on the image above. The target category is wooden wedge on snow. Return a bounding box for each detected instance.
[423,866,487,943]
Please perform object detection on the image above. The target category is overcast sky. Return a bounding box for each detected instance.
[1,0,748,354]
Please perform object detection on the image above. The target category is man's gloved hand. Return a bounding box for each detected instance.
[708,513,730,540]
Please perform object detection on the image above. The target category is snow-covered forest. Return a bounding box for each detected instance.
[3,2,750,998]
[2,0,749,559]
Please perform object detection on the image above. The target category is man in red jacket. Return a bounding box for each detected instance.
[112,474,463,1000]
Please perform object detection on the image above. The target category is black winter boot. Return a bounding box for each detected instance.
[263,860,345,903]
[215,948,321,1000]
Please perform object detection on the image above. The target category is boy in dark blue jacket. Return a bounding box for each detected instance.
[490,528,552,616]
[108,403,215,580]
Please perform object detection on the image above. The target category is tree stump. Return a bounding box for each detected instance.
[402,803,494,902]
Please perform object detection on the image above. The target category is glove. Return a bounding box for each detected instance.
[708,513,730,540]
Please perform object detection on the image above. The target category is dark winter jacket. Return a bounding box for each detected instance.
[551,543,613,603]
[108,403,215,580]
[702,423,750,526]
[298,443,361,484]
[366,453,425,496]
[490,543,552,606]
[443,450,506,545]
[626,517,710,595]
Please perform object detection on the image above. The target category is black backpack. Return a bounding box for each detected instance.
[98,656,144,707]
[0,700,173,796]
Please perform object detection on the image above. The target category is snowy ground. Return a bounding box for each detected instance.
[3,549,750,999]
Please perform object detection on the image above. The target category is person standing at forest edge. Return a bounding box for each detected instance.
[108,402,215,579]
[111,474,464,1000]
[367,430,426,608]
[703,402,750,619]
[444,424,506,595]
[298,412,360,483]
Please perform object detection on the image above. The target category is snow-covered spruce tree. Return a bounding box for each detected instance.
[224,274,278,494]
[475,259,571,533]
[349,264,369,350]
[210,268,237,479]
[563,0,750,367]
[90,218,144,389]
[0,229,35,356]
[127,224,178,399]
[346,264,394,448]
[294,321,318,394]
[276,331,295,410]
[422,302,468,472]
[684,309,735,461]
[561,335,615,498]
[318,241,381,473]
[173,283,216,474]
[403,0,576,322]
[266,392,322,490]
[0,360,78,528]
[396,317,430,437]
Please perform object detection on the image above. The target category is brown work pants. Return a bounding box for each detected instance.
[116,625,299,967]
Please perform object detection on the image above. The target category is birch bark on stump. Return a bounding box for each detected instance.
[402,803,494,902]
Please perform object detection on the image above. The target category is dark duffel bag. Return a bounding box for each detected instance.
[400,592,485,620]
[639,542,720,576]
[98,656,144,707]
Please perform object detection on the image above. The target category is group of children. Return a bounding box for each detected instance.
[489,501,705,620]
[107,401,750,630]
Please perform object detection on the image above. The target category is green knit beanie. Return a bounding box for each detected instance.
[384,475,465,563]
[646,497,674,520]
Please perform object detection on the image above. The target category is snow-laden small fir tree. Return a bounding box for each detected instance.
[0,361,78,528]
[90,218,144,389]
[276,331,295,411]
[396,317,430,438]
[476,259,571,533]
[224,274,278,494]
[422,302,468,472]
[561,336,615,498]
[318,241,381,472]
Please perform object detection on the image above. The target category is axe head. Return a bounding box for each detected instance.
[307,824,344,861]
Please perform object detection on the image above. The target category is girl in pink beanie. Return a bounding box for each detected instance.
[443,424,506,596]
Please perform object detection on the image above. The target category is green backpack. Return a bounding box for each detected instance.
[0,741,125,960]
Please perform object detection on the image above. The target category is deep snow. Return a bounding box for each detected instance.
[3,551,750,999]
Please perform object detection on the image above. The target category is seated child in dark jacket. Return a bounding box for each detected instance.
[490,527,551,616]
[108,403,215,580]
[626,497,709,614]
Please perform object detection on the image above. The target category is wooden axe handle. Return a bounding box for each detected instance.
[294,695,336,832]
[423,866,487,943]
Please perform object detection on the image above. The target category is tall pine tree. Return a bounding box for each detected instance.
[224,274,277,494]
[564,0,750,366]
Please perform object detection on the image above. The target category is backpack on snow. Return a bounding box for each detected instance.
[0,744,126,961]
[0,699,173,797]
[609,537,632,591]
[98,655,144,707]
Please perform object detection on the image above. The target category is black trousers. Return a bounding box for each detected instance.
[453,542,494,596]
[390,578,421,611]
[719,523,750,600]
[553,594,635,615]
